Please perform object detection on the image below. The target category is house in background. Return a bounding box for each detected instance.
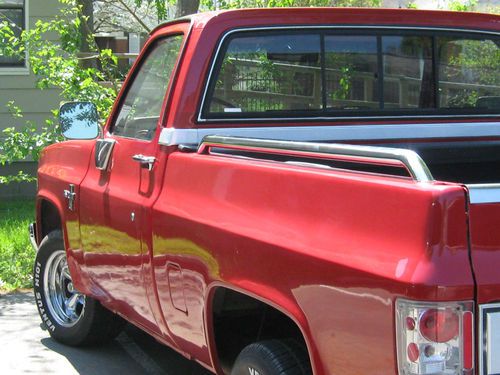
[0,0,62,198]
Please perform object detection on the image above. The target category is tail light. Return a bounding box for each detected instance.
[396,299,474,375]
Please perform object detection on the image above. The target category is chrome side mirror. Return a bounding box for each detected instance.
[59,102,99,140]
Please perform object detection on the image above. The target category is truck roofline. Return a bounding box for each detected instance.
[150,17,193,35]
[150,8,500,35]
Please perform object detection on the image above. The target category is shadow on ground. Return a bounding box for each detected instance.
[0,291,34,309]
[0,292,213,375]
[41,326,212,375]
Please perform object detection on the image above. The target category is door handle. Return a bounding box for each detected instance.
[132,154,156,171]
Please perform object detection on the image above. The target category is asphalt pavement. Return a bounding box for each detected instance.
[0,291,213,375]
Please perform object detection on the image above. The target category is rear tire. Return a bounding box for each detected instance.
[33,230,125,346]
[231,339,312,375]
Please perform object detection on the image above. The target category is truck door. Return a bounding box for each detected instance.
[78,28,187,335]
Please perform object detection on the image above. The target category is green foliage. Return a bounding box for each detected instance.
[441,37,499,107]
[137,0,168,20]
[447,0,477,12]
[201,0,381,9]
[0,102,61,184]
[0,0,120,184]
[332,66,352,100]
[0,199,35,291]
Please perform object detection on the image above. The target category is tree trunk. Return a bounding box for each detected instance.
[78,0,93,52]
[175,0,200,18]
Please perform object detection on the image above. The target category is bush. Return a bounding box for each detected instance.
[0,0,120,184]
[0,200,35,290]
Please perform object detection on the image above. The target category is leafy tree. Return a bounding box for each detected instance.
[94,0,163,32]
[135,0,382,19]
[201,0,381,8]
[0,0,120,183]
[447,0,477,12]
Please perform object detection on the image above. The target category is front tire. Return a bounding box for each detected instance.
[34,230,124,346]
[231,339,312,375]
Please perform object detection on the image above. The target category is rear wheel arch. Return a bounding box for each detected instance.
[205,285,314,375]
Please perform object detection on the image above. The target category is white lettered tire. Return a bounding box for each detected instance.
[231,339,312,375]
[33,230,125,346]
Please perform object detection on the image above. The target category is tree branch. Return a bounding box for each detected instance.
[116,0,151,32]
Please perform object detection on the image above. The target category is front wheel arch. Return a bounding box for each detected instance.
[37,198,63,243]
[33,230,125,346]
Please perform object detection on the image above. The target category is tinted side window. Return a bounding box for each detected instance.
[382,36,435,109]
[325,35,379,111]
[113,35,183,140]
[438,36,500,110]
[208,33,321,115]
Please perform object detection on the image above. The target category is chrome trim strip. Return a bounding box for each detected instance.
[159,122,500,147]
[197,25,500,123]
[197,135,434,182]
[467,184,500,204]
[199,114,499,123]
[160,127,198,146]
[479,303,500,375]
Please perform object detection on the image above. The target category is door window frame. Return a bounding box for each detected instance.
[106,22,190,141]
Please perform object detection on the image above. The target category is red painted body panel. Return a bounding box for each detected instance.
[77,21,192,347]
[151,152,473,374]
[468,203,500,304]
[34,8,500,375]
[37,140,94,289]
[78,136,162,335]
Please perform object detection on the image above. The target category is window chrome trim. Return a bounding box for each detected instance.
[467,184,500,204]
[159,121,500,147]
[197,25,500,123]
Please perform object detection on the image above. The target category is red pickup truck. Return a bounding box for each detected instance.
[30,8,500,375]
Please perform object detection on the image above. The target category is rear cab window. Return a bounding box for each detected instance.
[200,28,499,121]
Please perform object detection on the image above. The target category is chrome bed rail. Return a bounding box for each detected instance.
[198,135,435,183]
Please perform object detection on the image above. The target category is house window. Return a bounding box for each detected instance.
[0,0,25,67]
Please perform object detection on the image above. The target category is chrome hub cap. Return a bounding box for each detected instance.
[44,250,85,327]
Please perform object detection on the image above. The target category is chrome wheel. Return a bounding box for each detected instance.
[43,250,85,327]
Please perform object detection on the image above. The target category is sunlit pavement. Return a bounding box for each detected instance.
[0,292,212,375]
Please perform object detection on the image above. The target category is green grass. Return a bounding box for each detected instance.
[0,199,35,291]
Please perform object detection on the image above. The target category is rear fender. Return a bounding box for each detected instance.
[204,281,319,375]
